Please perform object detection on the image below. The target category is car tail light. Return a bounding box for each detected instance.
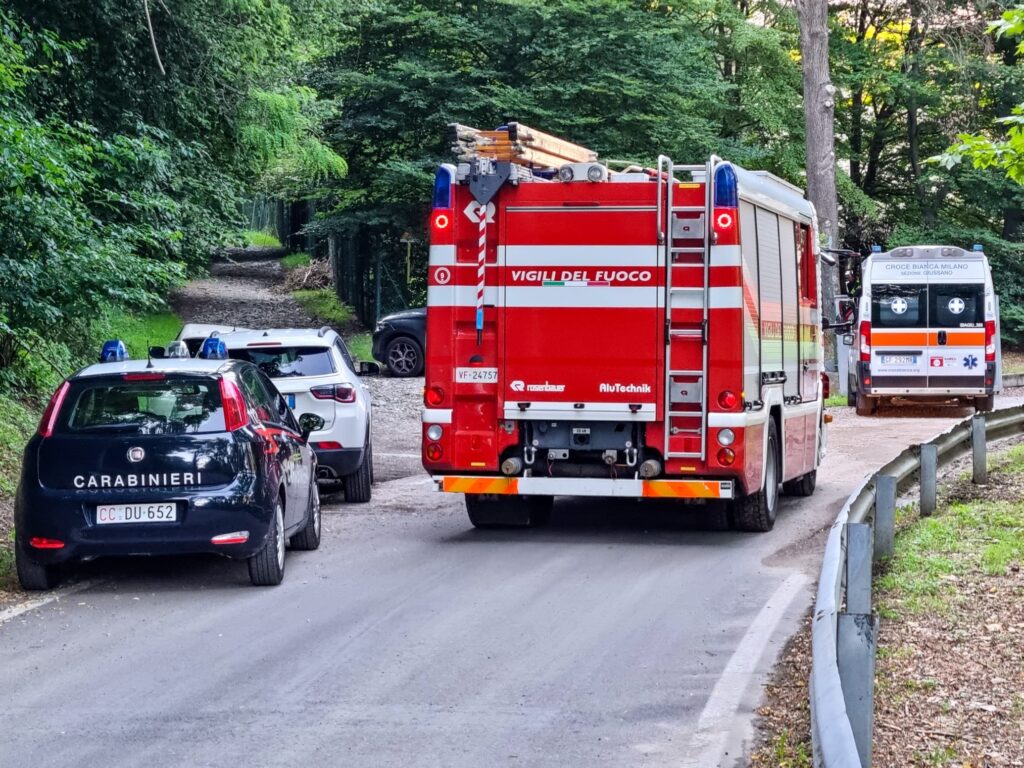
[985,320,996,362]
[425,443,443,461]
[311,384,356,403]
[220,378,249,431]
[717,390,739,410]
[821,372,830,399]
[859,321,871,363]
[314,441,343,450]
[29,537,64,549]
[38,381,70,438]
[716,448,735,466]
[425,386,445,406]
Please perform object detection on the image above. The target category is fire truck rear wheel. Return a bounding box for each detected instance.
[731,420,780,533]
[855,392,877,416]
[975,394,995,412]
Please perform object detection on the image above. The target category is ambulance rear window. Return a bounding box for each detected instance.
[64,379,226,434]
[930,284,984,328]
[872,284,925,328]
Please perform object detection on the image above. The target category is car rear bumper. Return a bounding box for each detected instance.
[314,445,365,479]
[15,484,274,564]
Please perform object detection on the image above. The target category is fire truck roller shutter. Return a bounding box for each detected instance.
[779,219,800,401]
[739,201,761,401]
[755,207,784,381]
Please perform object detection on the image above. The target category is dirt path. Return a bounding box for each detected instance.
[171,259,423,483]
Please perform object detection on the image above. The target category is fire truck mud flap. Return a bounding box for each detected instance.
[437,476,734,499]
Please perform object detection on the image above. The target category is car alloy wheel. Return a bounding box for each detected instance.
[386,339,420,376]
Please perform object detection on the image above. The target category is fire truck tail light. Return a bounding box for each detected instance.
[426,424,444,441]
[859,321,871,362]
[985,320,996,361]
[425,386,445,406]
[716,448,736,466]
[433,212,450,230]
[717,390,739,410]
[715,212,734,229]
[717,428,735,447]
[38,380,70,438]
[425,443,443,461]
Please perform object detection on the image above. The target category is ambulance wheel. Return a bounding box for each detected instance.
[15,539,60,591]
[783,470,816,497]
[855,393,876,416]
[465,494,531,528]
[975,394,995,412]
[731,420,780,532]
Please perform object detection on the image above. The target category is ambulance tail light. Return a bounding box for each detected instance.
[712,164,739,247]
[859,321,871,362]
[820,372,830,400]
[985,320,996,362]
[38,380,70,438]
[220,378,249,432]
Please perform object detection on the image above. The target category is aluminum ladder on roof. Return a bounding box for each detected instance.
[656,155,720,462]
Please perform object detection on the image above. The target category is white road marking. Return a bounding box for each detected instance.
[679,572,810,767]
[0,580,100,627]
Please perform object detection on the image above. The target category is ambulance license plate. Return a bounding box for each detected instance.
[286,394,296,408]
[96,503,177,525]
[881,355,916,365]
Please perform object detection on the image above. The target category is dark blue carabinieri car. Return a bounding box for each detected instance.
[14,342,323,590]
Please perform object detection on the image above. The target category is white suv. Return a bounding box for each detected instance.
[215,327,376,502]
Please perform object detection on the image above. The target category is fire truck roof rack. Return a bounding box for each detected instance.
[448,122,598,170]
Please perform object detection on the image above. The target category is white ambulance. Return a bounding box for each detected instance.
[846,244,998,415]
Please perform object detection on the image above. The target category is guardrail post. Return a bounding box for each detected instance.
[920,444,937,517]
[839,522,876,767]
[972,415,987,485]
[838,612,878,768]
[873,475,896,561]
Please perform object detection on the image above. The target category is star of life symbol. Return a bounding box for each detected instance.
[889,297,908,315]
[948,297,965,315]
[963,354,979,370]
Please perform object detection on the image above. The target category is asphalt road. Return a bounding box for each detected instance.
[2,395,1020,768]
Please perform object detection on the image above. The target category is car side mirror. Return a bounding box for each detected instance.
[298,413,326,441]
[358,361,381,376]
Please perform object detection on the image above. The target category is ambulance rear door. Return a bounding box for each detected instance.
[923,257,987,391]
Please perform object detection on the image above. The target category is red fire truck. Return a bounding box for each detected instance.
[421,123,827,531]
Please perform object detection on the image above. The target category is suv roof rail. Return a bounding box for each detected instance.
[318,326,332,337]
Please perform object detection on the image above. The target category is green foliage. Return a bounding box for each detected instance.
[244,230,284,248]
[346,332,373,362]
[0,395,38,497]
[292,288,356,327]
[281,252,312,269]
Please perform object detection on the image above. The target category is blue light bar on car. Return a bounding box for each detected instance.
[871,245,882,253]
[973,243,984,252]
[100,339,128,363]
[199,337,227,360]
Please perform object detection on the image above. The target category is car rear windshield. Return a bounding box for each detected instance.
[872,284,926,328]
[227,346,335,378]
[64,378,226,434]
[930,284,984,328]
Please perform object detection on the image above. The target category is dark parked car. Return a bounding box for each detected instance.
[372,307,426,377]
[14,343,323,590]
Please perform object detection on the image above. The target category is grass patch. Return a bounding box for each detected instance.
[825,393,847,407]
[281,252,311,270]
[346,332,373,362]
[242,229,282,248]
[292,288,355,327]
[0,394,40,591]
[100,309,183,359]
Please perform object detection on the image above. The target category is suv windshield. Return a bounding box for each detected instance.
[65,378,226,434]
[228,346,335,378]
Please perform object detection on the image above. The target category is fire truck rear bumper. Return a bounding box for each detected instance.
[435,476,734,499]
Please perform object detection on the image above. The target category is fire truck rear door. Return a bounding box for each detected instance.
[501,201,660,420]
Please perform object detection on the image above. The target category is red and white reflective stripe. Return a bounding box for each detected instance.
[476,204,487,336]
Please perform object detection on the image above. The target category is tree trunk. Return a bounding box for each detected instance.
[796,0,839,367]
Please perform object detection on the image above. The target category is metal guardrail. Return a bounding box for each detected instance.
[810,404,1024,767]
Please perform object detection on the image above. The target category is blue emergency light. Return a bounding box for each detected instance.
[713,164,738,208]
[871,244,882,253]
[433,166,453,209]
[100,339,128,363]
[199,337,227,360]
[973,243,984,252]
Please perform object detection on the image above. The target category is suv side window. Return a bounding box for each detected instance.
[334,338,356,372]
[238,367,277,425]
